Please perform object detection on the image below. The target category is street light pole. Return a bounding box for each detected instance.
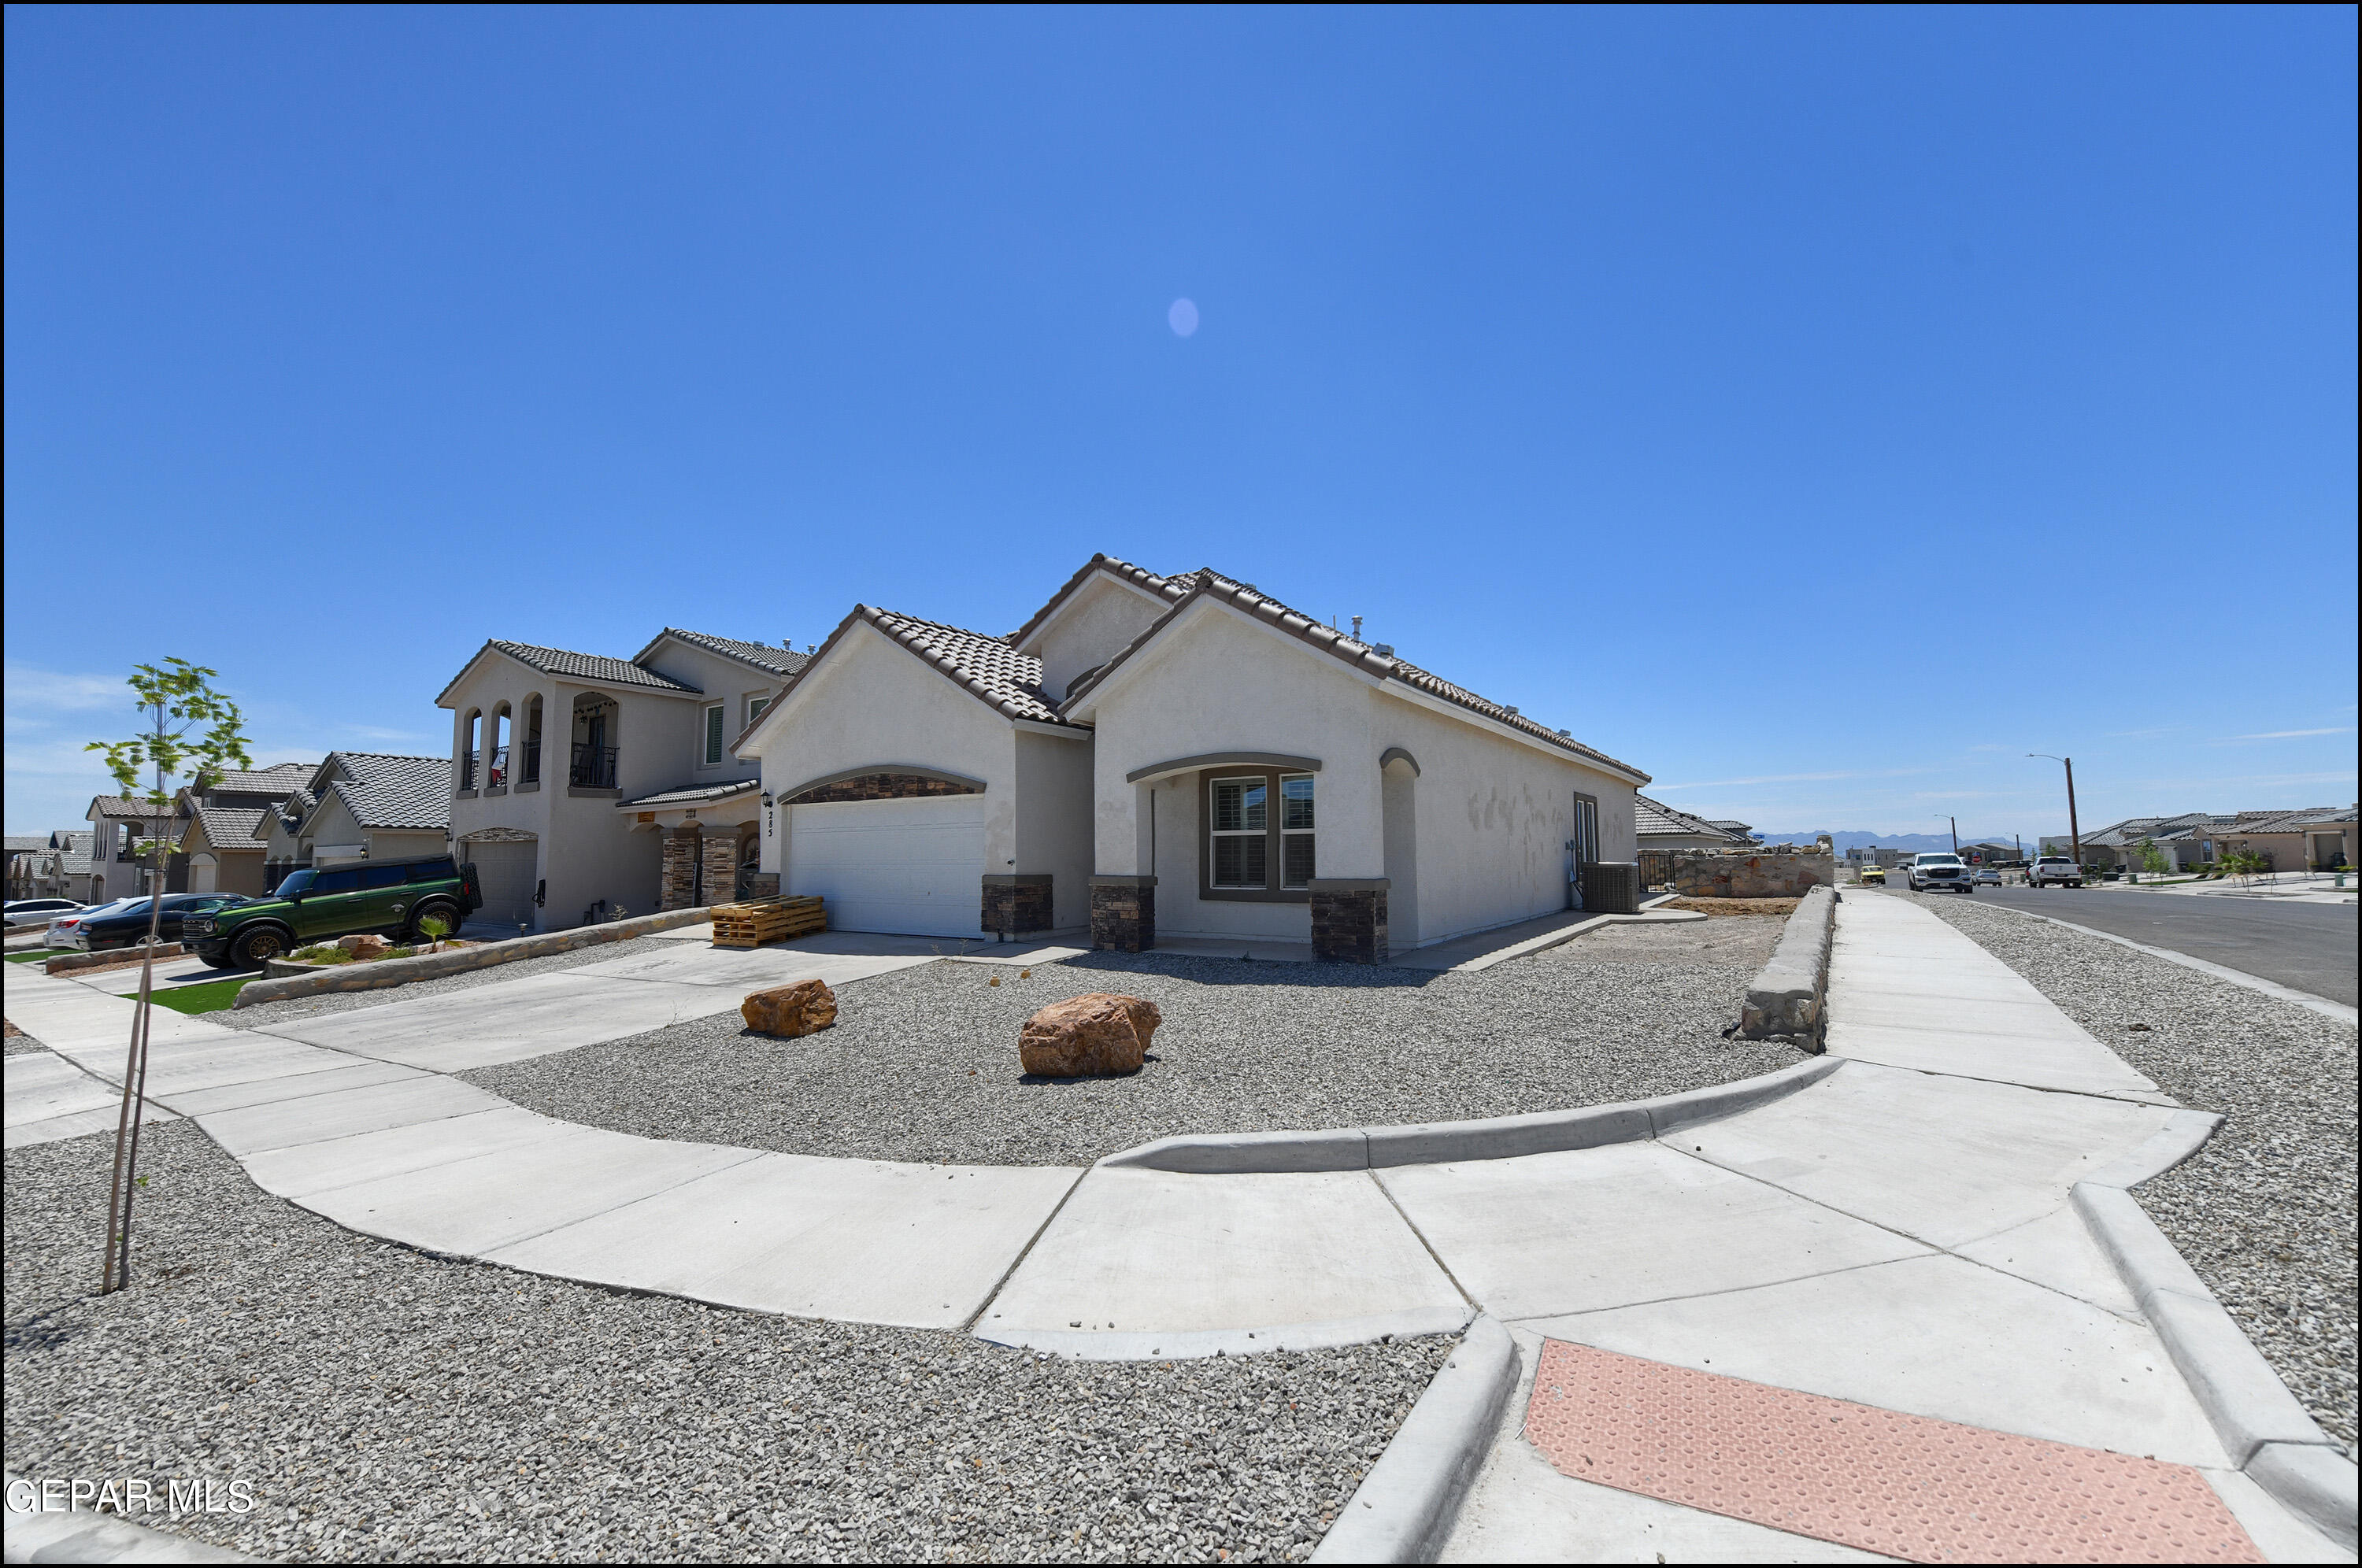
[1934,814,1957,853]
[2029,754,2082,870]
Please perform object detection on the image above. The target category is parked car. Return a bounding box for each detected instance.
[46,898,139,947]
[185,856,483,970]
[4,897,84,930]
[47,894,244,952]
[1859,865,1887,885]
[2027,855,2084,888]
[1972,868,2002,886]
[1907,852,1973,893]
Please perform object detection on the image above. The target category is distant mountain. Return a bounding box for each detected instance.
[1750,830,2030,855]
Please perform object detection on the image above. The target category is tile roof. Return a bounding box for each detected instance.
[209,763,314,797]
[1057,560,1649,782]
[1008,554,1194,647]
[439,640,702,704]
[309,754,453,832]
[89,795,186,822]
[619,778,763,809]
[185,805,269,851]
[4,836,46,854]
[261,788,317,838]
[2226,805,2355,833]
[59,832,95,876]
[649,629,813,679]
[1635,795,1750,842]
[859,607,1073,726]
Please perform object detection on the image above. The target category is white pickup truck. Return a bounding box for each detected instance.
[2028,855,2084,888]
[1907,852,1973,893]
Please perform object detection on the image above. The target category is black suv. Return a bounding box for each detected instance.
[185,856,483,970]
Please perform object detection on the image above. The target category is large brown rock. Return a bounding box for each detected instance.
[1019,992,1161,1078]
[742,978,839,1038]
[337,934,392,960]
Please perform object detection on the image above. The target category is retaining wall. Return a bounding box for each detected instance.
[230,907,714,1008]
[1739,884,1837,1044]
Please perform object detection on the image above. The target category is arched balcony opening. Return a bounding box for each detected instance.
[522,695,545,784]
[570,693,620,789]
[460,709,483,791]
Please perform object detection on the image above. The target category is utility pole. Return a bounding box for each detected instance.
[2029,754,2082,871]
[1934,814,1957,852]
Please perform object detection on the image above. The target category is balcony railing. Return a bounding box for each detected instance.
[488,745,509,788]
[522,739,542,784]
[570,743,619,790]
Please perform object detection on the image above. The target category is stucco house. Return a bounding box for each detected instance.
[169,763,317,896]
[246,754,452,893]
[6,836,46,900]
[733,556,1649,963]
[2215,806,2356,872]
[434,631,811,930]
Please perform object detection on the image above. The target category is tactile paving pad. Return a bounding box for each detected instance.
[1523,1340,2260,1563]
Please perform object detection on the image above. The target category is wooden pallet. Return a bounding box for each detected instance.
[710,895,826,949]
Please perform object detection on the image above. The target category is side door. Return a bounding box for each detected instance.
[354,861,413,932]
[291,865,369,940]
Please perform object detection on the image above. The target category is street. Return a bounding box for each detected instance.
[1944,884,2358,1008]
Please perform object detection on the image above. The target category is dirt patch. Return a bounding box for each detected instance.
[1548,914,1787,968]
[1661,897,1801,917]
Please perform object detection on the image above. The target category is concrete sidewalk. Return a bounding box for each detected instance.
[5,897,2346,1559]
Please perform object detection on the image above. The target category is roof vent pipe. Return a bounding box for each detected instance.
[1351,616,1362,641]
[1504,705,1520,716]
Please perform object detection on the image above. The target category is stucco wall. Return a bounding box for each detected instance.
[1014,730,1096,929]
[1079,599,1642,948]
[1024,574,1175,706]
[746,620,1020,882]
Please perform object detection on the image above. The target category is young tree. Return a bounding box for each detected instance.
[85,659,253,1293]
[2135,838,2172,876]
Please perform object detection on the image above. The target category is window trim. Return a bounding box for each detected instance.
[702,704,727,767]
[1200,768,1315,903]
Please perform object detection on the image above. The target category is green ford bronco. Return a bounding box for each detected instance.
[184,856,483,970]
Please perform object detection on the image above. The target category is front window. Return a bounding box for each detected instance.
[1210,777,1268,889]
[1920,855,1961,866]
[1207,771,1316,893]
[1280,775,1316,889]
[747,694,770,727]
[704,705,727,767]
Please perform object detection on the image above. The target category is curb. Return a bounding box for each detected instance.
[1310,1315,1517,1564]
[230,906,716,1008]
[1972,903,2356,1025]
[43,942,183,976]
[1099,1056,1842,1174]
[3,1474,254,1562]
[2071,1123,2358,1548]
[1739,885,1837,1045]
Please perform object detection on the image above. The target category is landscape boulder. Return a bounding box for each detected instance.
[741,978,839,1038]
[336,934,393,960]
[1019,992,1161,1078]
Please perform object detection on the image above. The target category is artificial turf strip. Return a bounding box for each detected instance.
[6,949,65,963]
[146,976,257,1015]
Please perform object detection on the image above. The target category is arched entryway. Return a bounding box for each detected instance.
[1381,749,1420,949]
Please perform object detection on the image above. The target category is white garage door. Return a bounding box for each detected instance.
[465,839,539,929]
[788,795,987,938]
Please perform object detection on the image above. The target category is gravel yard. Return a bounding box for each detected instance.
[465,917,1805,1167]
[213,934,681,1033]
[4,1122,1450,1563]
[1897,889,2359,1455]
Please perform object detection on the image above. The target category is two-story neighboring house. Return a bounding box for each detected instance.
[435,630,810,930]
[172,763,317,896]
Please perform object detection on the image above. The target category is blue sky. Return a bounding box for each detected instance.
[7,7,2355,841]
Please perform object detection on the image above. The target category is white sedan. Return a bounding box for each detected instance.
[1972,868,2002,886]
[4,897,84,930]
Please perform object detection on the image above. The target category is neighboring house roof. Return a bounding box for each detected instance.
[307,755,453,833]
[59,833,96,876]
[619,778,763,809]
[1635,796,1749,843]
[184,805,269,852]
[4,836,44,854]
[258,789,319,841]
[88,795,186,822]
[639,628,813,680]
[209,763,315,797]
[436,639,702,704]
[1058,563,1649,782]
[2223,805,2353,834]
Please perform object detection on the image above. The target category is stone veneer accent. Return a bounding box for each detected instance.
[1309,878,1389,964]
[1667,851,1834,900]
[981,873,1053,935]
[786,774,978,805]
[699,831,741,912]
[661,829,700,912]
[739,871,780,902]
[1089,875,1155,953]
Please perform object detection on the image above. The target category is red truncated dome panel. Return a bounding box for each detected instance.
[1522,1339,2260,1564]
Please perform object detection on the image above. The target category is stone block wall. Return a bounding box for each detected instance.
[982,874,1053,935]
[1310,880,1389,963]
[1090,875,1155,952]
[699,832,739,912]
[1668,851,1835,900]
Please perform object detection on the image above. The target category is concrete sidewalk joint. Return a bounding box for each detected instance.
[1097,1057,1843,1174]
[1310,1316,1518,1564]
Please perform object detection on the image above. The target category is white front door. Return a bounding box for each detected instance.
[787,795,987,937]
